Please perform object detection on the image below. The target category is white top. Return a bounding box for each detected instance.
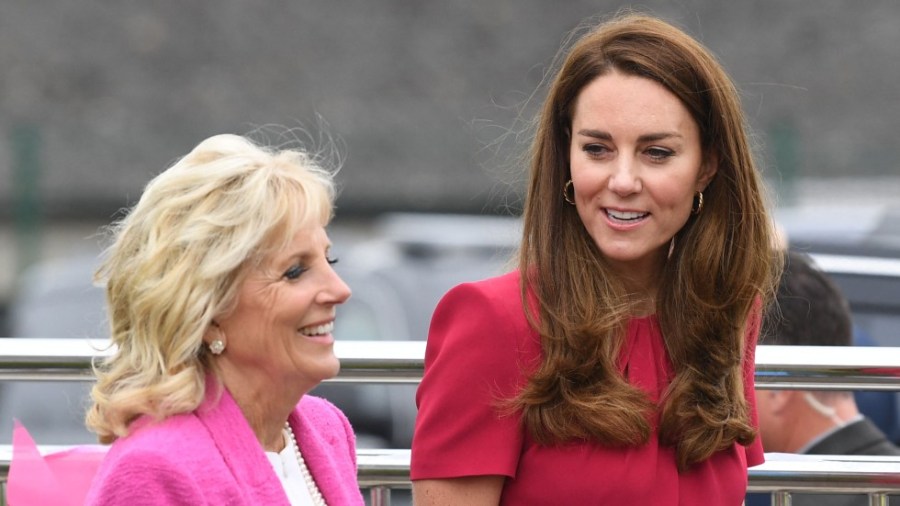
[265,432,317,506]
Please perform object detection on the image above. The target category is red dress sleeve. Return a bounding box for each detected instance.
[410,274,536,480]
[742,300,765,467]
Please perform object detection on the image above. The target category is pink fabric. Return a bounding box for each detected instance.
[6,421,105,506]
[411,271,764,505]
[83,384,363,505]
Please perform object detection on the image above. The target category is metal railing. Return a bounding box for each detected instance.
[0,339,428,383]
[2,338,900,504]
[0,448,899,505]
[4,338,900,389]
[748,454,900,505]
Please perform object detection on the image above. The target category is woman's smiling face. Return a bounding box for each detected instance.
[213,223,351,393]
[568,70,716,282]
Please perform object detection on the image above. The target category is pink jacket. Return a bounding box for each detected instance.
[84,384,363,505]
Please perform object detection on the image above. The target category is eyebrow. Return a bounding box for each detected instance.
[576,129,683,143]
[285,244,332,263]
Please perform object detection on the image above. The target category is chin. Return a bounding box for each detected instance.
[292,354,342,390]
[324,359,341,379]
[315,356,342,381]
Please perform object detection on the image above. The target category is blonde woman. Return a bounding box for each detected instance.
[411,13,780,505]
[85,134,362,505]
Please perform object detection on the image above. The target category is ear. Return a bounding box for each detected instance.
[695,151,719,192]
[202,321,221,345]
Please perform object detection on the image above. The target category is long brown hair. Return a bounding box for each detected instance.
[514,12,780,471]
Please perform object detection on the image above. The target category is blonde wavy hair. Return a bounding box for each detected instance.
[515,13,781,471]
[86,133,337,444]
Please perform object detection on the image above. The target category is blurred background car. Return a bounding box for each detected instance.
[776,204,900,348]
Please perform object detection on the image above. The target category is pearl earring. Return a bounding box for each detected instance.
[209,339,225,355]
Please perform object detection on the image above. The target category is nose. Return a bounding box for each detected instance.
[607,158,642,196]
[321,266,352,305]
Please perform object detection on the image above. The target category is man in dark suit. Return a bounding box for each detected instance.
[749,251,900,506]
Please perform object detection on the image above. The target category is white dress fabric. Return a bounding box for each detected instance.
[265,431,317,506]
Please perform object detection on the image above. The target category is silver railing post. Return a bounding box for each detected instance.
[772,491,792,506]
[870,493,890,506]
[369,486,391,506]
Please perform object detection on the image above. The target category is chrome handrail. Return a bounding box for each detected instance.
[2,338,900,390]
[0,339,428,383]
[0,447,899,497]
[811,252,900,278]
[748,454,900,495]
[755,345,900,391]
[3,339,900,504]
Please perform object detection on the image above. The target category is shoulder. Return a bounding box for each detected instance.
[87,468,202,505]
[412,272,534,481]
[89,445,200,490]
[86,416,210,504]
[297,395,352,430]
[442,270,520,301]
[98,414,214,468]
[293,395,363,503]
[295,395,356,457]
[115,414,210,456]
[422,270,538,393]
[433,271,528,330]
[816,418,900,456]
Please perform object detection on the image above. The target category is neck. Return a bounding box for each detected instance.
[216,366,308,452]
[605,251,666,313]
[783,394,861,453]
[614,267,660,316]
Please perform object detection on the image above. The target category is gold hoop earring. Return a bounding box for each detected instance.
[563,180,575,206]
[691,191,704,215]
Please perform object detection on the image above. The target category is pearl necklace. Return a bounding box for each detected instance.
[284,421,327,506]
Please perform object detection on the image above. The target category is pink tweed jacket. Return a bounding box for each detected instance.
[84,383,363,505]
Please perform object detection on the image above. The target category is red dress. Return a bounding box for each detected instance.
[410,271,764,505]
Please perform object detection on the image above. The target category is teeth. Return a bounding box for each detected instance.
[299,321,334,336]
[607,209,647,221]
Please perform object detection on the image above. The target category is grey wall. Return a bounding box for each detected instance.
[2,0,899,219]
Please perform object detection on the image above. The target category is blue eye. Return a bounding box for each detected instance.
[283,265,307,280]
[583,143,610,158]
[646,147,674,161]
